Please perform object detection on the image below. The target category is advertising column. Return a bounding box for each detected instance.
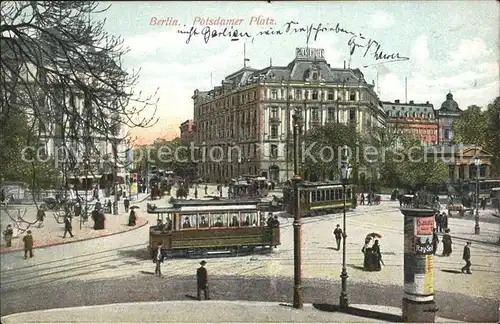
[401,208,436,323]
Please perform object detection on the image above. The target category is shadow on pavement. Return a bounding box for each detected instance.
[440,269,462,274]
[348,264,366,271]
[117,248,151,260]
[185,294,198,300]
[312,303,401,322]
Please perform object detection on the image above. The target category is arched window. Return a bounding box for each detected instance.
[312,73,318,80]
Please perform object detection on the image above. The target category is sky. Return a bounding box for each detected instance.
[96,1,499,145]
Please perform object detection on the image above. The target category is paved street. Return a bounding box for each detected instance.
[1,195,499,322]
[0,193,150,253]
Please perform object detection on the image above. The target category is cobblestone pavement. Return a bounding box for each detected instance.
[0,193,150,253]
[1,197,498,322]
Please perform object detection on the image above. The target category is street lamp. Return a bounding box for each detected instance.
[473,156,481,235]
[291,108,303,309]
[83,158,90,230]
[339,148,350,309]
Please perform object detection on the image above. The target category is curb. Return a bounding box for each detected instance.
[0,218,149,254]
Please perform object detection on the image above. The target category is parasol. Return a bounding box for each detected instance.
[366,232,383,238]
[130,206,140,210]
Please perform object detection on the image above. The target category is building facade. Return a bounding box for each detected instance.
[193,47,387,183]
[381,99,438,144]
[179,119,194,142]
[425,145,492,181]
[436,92,462,145]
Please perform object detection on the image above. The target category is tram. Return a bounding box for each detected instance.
[283,181,354,217]
[147,199,280,257]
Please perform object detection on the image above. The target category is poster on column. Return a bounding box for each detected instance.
[415,217,434,255]
[404,217,415,254]
[424,255,434,294]
[130,183,138,196]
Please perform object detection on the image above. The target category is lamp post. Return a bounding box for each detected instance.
[473,156,481,235]
[339,150,350,309]
[83,158,89,230]
[291,109,303,309]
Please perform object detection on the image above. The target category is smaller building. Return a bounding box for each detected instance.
[381,99,438,144]
[425,144,493,182]
[179,119,194,142]
[436,92,462,145]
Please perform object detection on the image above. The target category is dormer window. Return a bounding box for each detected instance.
[312,73,318,80]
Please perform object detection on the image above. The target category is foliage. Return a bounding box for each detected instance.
[452,105,488,146]
[452,98,500,176]
[1,1,158,175]
[0,110,60,189]
[301,123,363,180]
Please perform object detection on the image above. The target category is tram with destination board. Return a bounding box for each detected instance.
[147,199,280,258]
[283,181,354,217]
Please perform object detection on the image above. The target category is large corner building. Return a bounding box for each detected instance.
[192,47,387,183]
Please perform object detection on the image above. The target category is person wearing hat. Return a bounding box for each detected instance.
[196,260,210,300]
[442,228,452,257]
[333,224,343,251]
[461,242,472,274]
[36,204,46,228]
[153,242,164,276]
[22,230,34,259]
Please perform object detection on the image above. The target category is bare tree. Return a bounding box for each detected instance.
[1,1,159,201]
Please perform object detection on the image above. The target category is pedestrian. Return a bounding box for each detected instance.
[432,228,439,255]
[153,242,164,276]
[435,212,442,233]
[23,230,34,259]
[461,241,472,274]
[360,193,365,205]
[441,213,448,232]
[481,198,486,210]
[197,260,210,300]
[124,196,130,213]
[128,209,137,226]
[372,239,382,271]
[63,216,74,238]
[36,205,46,228]
[3,224,13,247]
[367,192,372,205]
[442,228,452,257]
[333,224,343,250]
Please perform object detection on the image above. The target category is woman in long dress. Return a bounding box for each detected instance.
[442,229,452,256]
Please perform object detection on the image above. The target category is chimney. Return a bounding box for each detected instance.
[426,101,430,104]
[344,61,346,69]
[409,100,414,104]
[395,99,400,103]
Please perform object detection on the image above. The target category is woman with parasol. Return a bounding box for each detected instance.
[363,233,383,271]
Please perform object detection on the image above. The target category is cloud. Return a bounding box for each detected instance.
[447,37,494,66]
[369,11,395,29]
[411,35,430,64]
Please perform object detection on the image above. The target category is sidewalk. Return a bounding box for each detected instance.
[0,193,150,254]
[0,300,462,323]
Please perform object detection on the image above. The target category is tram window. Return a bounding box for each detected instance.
[181,214,196,229]
[241,211,258,226]
[312,191,316,202]
[321,190,325,201]
[210,212,228,227]
[229,212,240,227]
[198,213,209,228]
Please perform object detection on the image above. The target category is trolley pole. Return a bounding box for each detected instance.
[292,110,303,309]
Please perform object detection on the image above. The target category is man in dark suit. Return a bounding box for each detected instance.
[197,260,210,301]
[461,241,472,274]
[23,230,34,259]
[63,216,74,238]
[333,224,343,250]
[153,242,164,276]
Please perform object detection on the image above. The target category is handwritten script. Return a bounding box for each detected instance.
[177,21,409,65]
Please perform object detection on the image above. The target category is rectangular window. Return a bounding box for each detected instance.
[328,91,334,100]
[327,108,335,121]
[349,109,356,121]
[271,107,279,119]
[270,125,278,138]
[295,90,302,100]
[311,108,319,121]
[271,90,277,100]
[350,92,356,101]
[198,213,210,228]
[210,212,228,227]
